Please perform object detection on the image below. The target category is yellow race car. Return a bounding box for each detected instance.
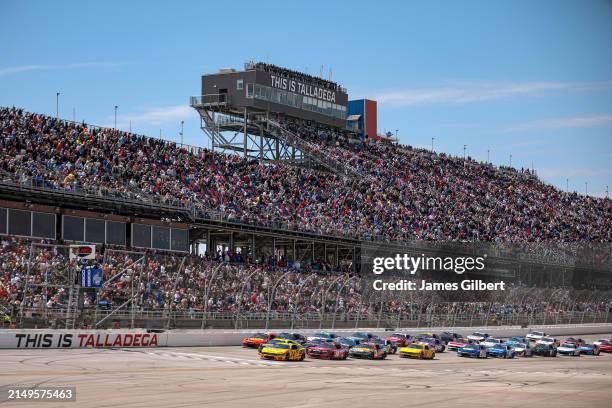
[258,339,302,353]
[399,343,436,360]
[259,342,306,361]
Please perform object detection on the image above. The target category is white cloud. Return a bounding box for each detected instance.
[373,81,612,106]
[115,105,197,128]
[0,62,131,76]
[504,114,612,132]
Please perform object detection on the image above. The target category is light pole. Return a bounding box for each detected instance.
[487,149,490,164]
[56,92,60,118]
[585,181,588,196]
[463,144,466,160]
[509,154,512,168]
[431,137,434,151]
[606,185,609,199]
[114,105,118,129]
[566,178,569,192]
[180,120,184,145]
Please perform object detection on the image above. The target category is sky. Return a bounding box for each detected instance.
[1,0,611,197]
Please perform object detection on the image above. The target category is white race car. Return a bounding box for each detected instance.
[536,337,560,347]
[557,342,581,356]
[510,342,529,355]
[593,339,611,347]
[467,332,489,342]
[481,338,502,348]
[526,331,546,341]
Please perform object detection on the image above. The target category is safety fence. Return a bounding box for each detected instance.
[10,308,611,331]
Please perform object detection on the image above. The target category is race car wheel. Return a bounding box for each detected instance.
[299,353,305,361]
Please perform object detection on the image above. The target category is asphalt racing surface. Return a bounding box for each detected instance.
[1,335,611,408]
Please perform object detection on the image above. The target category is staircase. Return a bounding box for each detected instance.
[265,119,375,182]
[64,283,80,329]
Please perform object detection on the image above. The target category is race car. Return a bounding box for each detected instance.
[481,337,503,348]
[487,343,516,359]
[277,332,307,344]
[307,331,338,342]
[335,336,362,349]
[597,340,612,352]
[467,332,489,342]
[536,337,560,347]
[532,343,557,357]
[259,342,305,361]
[306,341,349,360]
[579,344,601,356]
[352,332,379,341]
[526,331,546,341]
[509,336,528,344]
[593,338,611,347]
[440,332,463,342]
[416,332,441,341]
[508,342,530,356]
[384,333,412,347]
[447,338,472,351]
[457,344,488,358]
[242,332,276,348]
[365,339,397,354]
[258,338,302,353]
[348,343,387,360]
[564,337,585,347]
[557,342,581,356]
[417,337,445,353]
[399,343,435,360]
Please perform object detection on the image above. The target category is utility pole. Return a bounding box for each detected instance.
[487,149,490,163]
[463,144,467,160]
[114,105,118,129]
[431,137,434,151]
[180,120,184,145]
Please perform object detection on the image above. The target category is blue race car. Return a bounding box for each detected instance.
[579,344,601,356]
[487,343,516,359]
[457,344,488,358]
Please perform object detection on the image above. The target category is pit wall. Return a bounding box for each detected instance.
[1,324,610,349]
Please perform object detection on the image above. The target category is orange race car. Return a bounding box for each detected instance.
[242,332,277,348]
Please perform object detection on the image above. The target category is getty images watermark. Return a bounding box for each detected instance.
[370,253,506,292]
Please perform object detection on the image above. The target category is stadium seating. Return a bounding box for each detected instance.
[1,107,609,243]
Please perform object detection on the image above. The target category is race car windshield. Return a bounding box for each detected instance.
[561,343,575,348]
[266,344,290,349]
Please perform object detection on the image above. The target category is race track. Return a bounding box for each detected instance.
[1,334,611,408]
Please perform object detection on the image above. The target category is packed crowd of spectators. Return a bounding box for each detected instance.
[250,62,344,92]
[1,107,609,245]
[2,239,609,326]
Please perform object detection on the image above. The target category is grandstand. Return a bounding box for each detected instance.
[0,63,610,330]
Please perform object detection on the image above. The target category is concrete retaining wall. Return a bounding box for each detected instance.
[1,324,610,349]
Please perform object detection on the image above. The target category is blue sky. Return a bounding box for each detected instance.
[1,0,611,196]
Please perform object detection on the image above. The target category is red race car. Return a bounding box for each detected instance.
[307,341,349,360]
[242,332,276,348]
[384,333,412,347]
[597,340,612,353]
[447,337,473,351]
[564,337,585,347]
